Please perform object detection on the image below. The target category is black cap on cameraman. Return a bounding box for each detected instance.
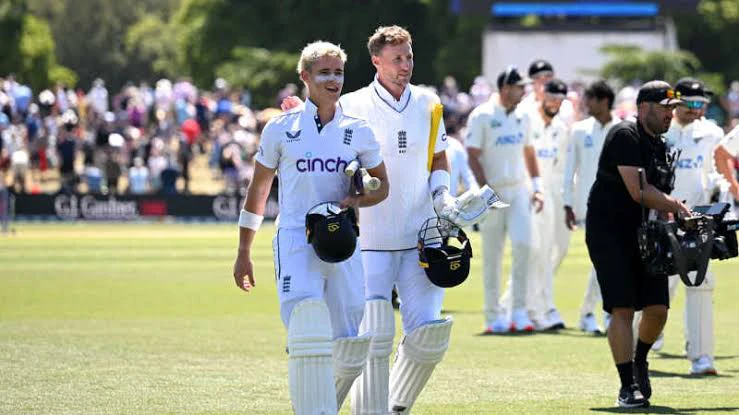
[636,80,683,106]
[528,59,554,78]
[675,78,710,103]
[497,66,531,90]
[544,79,568,98]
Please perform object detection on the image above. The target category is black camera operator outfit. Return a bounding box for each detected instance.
[586,119,672,313]
[584,82,681,408]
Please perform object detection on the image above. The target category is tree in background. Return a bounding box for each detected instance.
[675,0,739,86]
[599,44,724,95]
[0,0,76,89]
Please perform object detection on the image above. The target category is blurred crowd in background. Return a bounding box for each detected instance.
[2,73,739,196]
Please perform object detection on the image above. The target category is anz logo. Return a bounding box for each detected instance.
[495,132,524,145]
[296,152,350,172]
[537,147,557,159]
[584,135,594,148]
[676,155,704,169]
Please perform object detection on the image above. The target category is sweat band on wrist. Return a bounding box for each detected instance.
[429,169,451,194]
[238,209,264,231]
[531,177,542,193]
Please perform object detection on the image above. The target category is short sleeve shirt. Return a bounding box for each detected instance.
[588,120,667,229]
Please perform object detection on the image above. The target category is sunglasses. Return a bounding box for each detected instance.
[684,100,706,110]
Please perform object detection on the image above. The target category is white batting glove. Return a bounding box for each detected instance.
[432,186,458,220]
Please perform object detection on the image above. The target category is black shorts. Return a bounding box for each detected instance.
[585,222,669,313]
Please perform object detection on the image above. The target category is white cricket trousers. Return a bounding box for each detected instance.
[480,184,534,323]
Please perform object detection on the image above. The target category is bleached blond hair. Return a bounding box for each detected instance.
[297,41,347,74]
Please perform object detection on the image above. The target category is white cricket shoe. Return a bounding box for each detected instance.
[690,355,717,375]
[511,309,535,332]
[546,308,566,330]
[579,313,603,334]
[484,315,511,334]
[651,332,664,352]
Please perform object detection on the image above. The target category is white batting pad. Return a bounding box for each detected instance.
[287,298,337,415]
[351,299,395,415]
[333,333,371,410]
[388,317,454,413]
[685,272,714,360]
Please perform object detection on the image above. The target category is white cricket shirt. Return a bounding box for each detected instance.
[256,99,382,229]
[340,78,448,250]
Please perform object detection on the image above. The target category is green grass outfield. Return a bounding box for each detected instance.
[1,223,738,414]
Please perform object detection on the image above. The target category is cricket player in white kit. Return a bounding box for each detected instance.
[562,80,620,334]
[232,41,389,414]
[524,79,570,330]
[467,66,545,333]
[654,78,725,375]
[340,26,494,415]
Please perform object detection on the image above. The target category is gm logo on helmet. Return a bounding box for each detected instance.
[449,260,461,271]
[328,222,340,232]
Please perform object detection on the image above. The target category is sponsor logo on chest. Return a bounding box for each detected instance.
[495,132,524,145]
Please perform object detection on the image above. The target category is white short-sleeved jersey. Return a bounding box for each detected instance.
[340,79,448,250]
[562,115,621,218]
[664,118,723,207]
[446,137,478,197]
[465,98,531,188]
[721,124,739,157]
[528,108,568,197]
[256,99,382,229]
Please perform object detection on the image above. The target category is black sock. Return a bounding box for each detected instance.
[635,339,653,364]
[616,362,634,389]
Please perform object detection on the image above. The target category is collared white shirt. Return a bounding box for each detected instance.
[340,79,448,250]
[256,99,382,229]
[465,97,531,188]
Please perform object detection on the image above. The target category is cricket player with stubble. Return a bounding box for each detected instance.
[466,66,545,334]
[523,78,570,330]
[231,41,389,414]
[341,26,495,415]
[641,77,727,375]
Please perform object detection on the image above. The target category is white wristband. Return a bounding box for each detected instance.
[238,209,264,231]
[531,177,542,193]
[429,169,451,195]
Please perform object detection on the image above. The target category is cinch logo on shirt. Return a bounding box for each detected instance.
[495,133,523,145]
[676,156,703,169]
[296,152,350,173]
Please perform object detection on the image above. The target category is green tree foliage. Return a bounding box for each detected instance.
[674,0,739,87]
[0,0,26,78]
[173,0,466,95]
[0,0,76,90]
[216,47,299,109]
[28,0,181,91]
[599,44,724,95]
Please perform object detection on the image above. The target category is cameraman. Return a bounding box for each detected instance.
[585,81,691,408]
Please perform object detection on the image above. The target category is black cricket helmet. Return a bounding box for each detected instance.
[305,202,359,263]
[417,217,473,288]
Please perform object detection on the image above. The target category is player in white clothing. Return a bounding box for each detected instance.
[520,59,577,127]
[651,78,725,375]
[445,117,479,197]
[525,79,570,330]
[562,80,620,334]
[340,26,490,415]
[715,124,739,202]
[232,41,389,414]
[467,66,545,333]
